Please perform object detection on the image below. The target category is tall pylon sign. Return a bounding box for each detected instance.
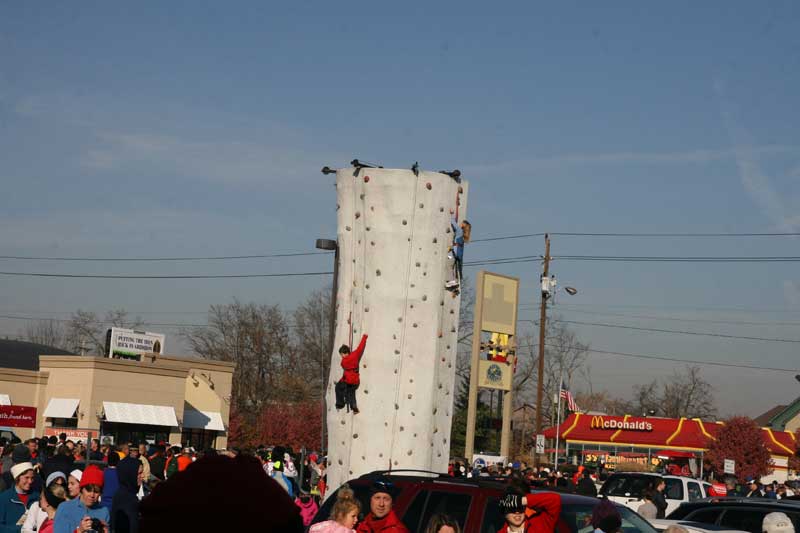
[464,271,520,461]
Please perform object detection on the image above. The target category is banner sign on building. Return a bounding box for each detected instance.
[0,406,37,428]
[106,328,165,360]
[44,428,95,441]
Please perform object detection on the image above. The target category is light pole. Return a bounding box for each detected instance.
[315,238,338,454]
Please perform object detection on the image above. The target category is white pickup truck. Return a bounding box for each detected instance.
[599,472,712,516]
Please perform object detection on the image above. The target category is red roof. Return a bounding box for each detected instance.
[543,413,796,456]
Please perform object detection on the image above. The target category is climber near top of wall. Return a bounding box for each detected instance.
[445,208,471,295]
[335,334,368,415]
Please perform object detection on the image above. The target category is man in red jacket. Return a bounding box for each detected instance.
[356,479,409,533]
[497,488,561,533]
[335,334,368,414]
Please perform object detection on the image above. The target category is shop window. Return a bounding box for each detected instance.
[49,418,78,429]
[180,428,217,450]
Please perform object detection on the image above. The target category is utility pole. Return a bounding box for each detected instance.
[533,234,551,467]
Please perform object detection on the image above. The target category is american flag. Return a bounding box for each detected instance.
[559,385,578,412]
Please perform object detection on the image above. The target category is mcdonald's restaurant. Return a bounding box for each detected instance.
[0,339,234,449]
[544,413,796,483]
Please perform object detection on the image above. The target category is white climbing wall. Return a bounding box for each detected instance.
[325,167,468,494]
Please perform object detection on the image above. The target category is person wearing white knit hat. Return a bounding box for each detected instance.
[67,470,82,500]
[764,512,795,533]
[0,461,39,531]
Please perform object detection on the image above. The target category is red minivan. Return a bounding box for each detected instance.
[310,470,659,533]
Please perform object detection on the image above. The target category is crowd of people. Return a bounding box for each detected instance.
[4,433,799,533]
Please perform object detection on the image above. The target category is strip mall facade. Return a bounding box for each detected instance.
[545,413,796,483]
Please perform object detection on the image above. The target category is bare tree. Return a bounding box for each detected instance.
[23,319,67,349]
[292,289,332,399]
[65,309,143,355]
[632,365,716,419]
[184,300,298,415]
[574,390,633,416]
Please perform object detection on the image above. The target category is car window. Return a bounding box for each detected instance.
[602,475,652,498]
[558,503,659,533]
[401,489,428,532]
[664,478,684,500]
[685,508,723,524]
[481,497,504,533]
[719,509,768,533]
[687,482,702,501]
[419,491,472,531]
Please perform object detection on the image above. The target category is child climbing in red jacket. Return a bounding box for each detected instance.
[335,334,368,414]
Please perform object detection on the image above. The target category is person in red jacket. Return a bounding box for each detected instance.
[356,479,409,533]
[335,334,368,414]
[497,488,561,533]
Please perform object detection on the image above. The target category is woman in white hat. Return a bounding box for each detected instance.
[22,471,66,533]
[66,470,82,500]
[0,461,39,532]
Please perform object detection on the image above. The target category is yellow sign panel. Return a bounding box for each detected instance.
[480,272,519,335]
[477,360,513,391]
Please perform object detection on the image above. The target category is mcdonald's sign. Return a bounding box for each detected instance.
[590,416,653,432]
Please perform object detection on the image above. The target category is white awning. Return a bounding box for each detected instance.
[44,398,80,418]
[0,394,10,406]
[103,401,178,427]
[182,409,225,432]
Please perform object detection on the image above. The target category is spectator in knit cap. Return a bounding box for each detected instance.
[37,483,67,533]
[356,478,410,533]
[139,454,303,533]
[21,471,65,533]
[763,512,795,533]
[53,465,109,533]
[66,470,82,500]
[0,461,39,533]
[0,445,33,493]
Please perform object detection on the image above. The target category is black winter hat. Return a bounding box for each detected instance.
[369,477,398,499]
[11,444,31,464]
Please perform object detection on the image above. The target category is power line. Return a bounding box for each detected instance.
[554,319,800,344]
[521,301,800,315]
[0,270,333,280]
[533,343,795,373]
[555,255,800,262]
[535,308,800,327]
[0,251,331,262]
[471,231,800,243]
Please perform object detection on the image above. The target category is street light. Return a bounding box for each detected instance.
[534,234,580,468]
[315,238,338,454]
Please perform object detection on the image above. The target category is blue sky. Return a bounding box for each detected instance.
[1,1,799,417]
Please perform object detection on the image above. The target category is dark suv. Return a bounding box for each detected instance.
[667,498,800,533]
[311,470,658,533]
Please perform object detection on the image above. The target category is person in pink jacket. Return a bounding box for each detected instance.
[295,490,319,527]
[310,485,361,533]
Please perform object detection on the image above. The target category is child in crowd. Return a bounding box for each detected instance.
[309,485,361,533]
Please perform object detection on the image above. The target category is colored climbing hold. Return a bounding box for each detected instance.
[376,269,381,276]
[346,226,351,231]
[364,176,370,183]
[426,182,432,190]
[419,203,424,208]
[355,211,361,219]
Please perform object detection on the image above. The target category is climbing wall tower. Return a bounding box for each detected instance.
[325,166,468,493]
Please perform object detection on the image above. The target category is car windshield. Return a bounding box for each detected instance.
[602,475,653,498]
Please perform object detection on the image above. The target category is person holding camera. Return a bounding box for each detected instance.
[53,465,109,533]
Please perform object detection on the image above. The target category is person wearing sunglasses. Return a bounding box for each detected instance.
[53,465,110,533]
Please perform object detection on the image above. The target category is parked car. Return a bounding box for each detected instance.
[666,498,800,533]
[648,518,749,533]
[600,472,712,516]
[312,470,659,533]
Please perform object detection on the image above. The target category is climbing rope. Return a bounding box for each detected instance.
[387,172,421,467]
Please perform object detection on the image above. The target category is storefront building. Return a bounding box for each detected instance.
[0,349,234,449]
[544,413,796,483]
